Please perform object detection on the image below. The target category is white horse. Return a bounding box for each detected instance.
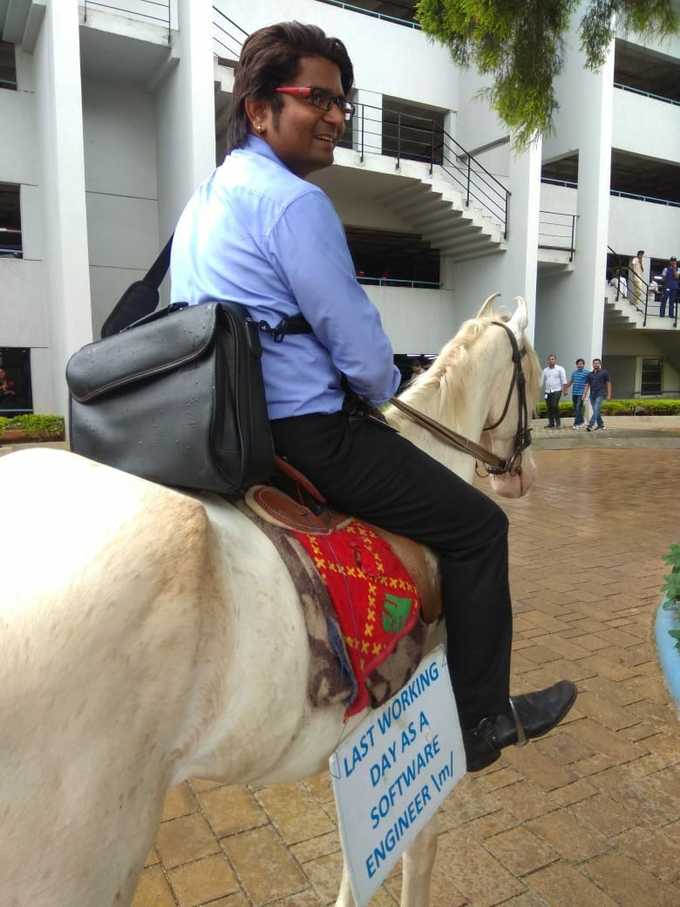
[0,295,540,907]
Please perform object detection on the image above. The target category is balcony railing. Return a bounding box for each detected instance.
[315,0,421,29]
[538,210,577,260]
[610,188,680,209]
[213,7,247,61]
[82,0,173,39]
[358,276,441,289]
[614,81,680,108]
[349,102,510,236]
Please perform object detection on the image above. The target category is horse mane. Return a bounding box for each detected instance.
[395,314,541,419]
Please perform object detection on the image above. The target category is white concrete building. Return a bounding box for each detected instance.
[1,0,679,417]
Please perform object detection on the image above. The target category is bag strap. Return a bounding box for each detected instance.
[146,235,313,338]
[143,235,174,289]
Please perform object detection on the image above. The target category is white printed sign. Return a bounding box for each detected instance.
[329,645,465,907]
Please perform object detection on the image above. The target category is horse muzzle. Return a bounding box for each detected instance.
[490,456,536,498]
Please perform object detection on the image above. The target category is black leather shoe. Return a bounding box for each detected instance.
[463,680,577,772]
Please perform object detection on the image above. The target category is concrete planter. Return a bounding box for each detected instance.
[655,597,680,710]
[0,429,65,445]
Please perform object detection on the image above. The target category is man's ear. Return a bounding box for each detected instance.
[244,98,270,135]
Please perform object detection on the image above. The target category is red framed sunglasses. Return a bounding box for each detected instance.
[275,86,355,121]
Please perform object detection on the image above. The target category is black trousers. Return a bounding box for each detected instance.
[546,391,562,427]
[271,411,512,728]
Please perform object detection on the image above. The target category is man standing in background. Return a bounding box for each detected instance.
[541,354,567,429]
[661,257,679,319]
[565,358,590,429]
[584,358,613,432]
[629,250,645,309]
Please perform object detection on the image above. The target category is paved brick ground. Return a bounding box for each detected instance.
[133,448,680,907]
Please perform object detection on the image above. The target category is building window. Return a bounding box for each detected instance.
[0,183,22,258]
[0,41,17,90]
[0,348,32,414]
[641,358,662,396]
[382,97,445,165]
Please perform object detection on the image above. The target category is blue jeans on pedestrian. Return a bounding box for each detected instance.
[588,395,605,429]
[661,287,677,318]
[572,394,585,426]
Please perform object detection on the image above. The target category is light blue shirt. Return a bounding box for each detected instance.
[170,136,400,419]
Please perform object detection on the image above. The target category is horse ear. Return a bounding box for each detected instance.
[476,293,500,319]
[508,296,528,337]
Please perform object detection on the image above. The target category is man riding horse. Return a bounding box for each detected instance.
[170,21,576,771]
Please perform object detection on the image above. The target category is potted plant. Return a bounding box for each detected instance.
[656,543,680,708]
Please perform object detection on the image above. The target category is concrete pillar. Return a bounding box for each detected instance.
[536,16,614,368]
[155,0,215,245]
[503,137,542,340]
[34,0,92,418]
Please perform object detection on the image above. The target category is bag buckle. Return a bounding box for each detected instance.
[258,318,287,343]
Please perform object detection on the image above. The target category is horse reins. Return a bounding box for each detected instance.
[389,321,532,476]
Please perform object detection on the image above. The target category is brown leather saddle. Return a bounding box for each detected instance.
[245,457,443,625]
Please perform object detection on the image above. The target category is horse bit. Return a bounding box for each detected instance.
[389,321,532,477]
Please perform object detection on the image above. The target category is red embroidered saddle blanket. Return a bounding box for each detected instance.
[294,520,422,716]
[239,494,427,717]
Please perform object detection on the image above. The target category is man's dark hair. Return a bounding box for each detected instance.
[225,22,354,154]
[576,358,585,366]
[637,250,644,257]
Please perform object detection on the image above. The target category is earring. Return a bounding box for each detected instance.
[257,124,264,134]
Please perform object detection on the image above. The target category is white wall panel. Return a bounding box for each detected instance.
[89,265,146,338]
[20,184,44,261]
[82,80,158,199]
[365,286,458,352]
[0,89,38,184]
[85,192,159,269]
[540,183,578,214]
[608,196,680,261]
[612,88,680,164]
[0,260,48,346]
[29,347,56,414]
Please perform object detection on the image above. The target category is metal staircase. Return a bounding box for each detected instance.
[605,247,679,331]
[378,175,505,262]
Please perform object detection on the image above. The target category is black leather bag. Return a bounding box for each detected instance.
[66,301,275,494]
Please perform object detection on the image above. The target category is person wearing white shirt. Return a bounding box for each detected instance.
[541,353,568,429]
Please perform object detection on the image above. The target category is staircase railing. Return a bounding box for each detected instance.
[82,0,173,40]
[538,211,577,260]
[606,246,677,327]
[349,102,510,236]
[213,7,248,61]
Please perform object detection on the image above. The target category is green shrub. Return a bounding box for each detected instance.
[535,399,680,417]
[0,414,65,438]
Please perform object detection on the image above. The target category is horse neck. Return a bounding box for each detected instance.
[385,336,496,482]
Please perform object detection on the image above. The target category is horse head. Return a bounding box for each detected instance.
[388,294,540,498]
[478,295,541,499]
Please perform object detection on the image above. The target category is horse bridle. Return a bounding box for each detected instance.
[389,321,532,476]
